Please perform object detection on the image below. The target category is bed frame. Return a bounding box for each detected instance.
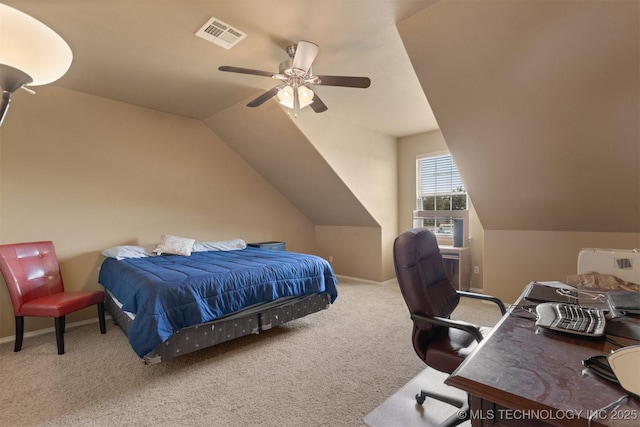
[105,290,332,364]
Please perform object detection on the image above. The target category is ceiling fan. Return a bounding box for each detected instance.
[218,41,371,114]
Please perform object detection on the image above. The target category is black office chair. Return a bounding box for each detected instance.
[393,228,506,427]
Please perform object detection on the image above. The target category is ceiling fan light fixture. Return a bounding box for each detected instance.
[297,86,314,109]
[277,85,294,109]
[219,39,370,115]
[277,84,314,112]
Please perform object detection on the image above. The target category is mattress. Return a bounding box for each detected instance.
[98,247,338,357]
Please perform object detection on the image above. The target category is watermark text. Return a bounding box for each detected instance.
[463,408,639,422]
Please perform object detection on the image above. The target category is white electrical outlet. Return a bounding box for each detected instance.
[329,256,333,262]
[473,266,480,274]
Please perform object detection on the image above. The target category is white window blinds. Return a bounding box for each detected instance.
[417,154,467,210]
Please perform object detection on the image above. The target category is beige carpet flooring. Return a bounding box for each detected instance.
[0,278,502,427]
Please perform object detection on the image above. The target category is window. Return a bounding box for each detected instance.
[417,154,467,211]
[414,154,467,239]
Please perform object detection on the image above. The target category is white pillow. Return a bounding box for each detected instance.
[153,234,195,256]
[101,245,151,260]
[191,239,247,252]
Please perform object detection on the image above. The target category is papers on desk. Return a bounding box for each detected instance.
[608,290,640,315]
[523,281,579,304]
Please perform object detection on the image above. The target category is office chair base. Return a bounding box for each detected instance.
[415,390,469,427]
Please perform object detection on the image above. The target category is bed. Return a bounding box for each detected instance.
[98,242,338,364]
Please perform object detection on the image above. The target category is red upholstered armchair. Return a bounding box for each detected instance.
[0,241,105,354]
[394,229,506,427]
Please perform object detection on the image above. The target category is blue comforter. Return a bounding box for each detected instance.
[98,247,338,357]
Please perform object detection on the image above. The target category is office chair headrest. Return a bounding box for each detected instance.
[394,228,459,320]
[393,228,440,268]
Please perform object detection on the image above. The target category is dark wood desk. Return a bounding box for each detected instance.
[446,286,640,427]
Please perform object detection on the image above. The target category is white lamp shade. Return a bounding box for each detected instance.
[297,86,314,108]
[277,85,295,109]
[0,3,72,86]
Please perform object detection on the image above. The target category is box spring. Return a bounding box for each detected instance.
[105,291,331,364]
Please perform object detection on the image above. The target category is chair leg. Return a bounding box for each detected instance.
[97,302,106,334]
[14,316,24,352]
[54,316,65,355]
[438,397,469,427]
[416,390,469,427]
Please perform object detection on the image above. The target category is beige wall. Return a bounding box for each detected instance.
[398,129,485,290]
[296,114,398,281]
[314,225,382,281]
[397,130,448,232]
[399,1,639,236]
[398,1,640,302]
[0,86,317,339]
[398,130,640,301]
[485,231,640,304]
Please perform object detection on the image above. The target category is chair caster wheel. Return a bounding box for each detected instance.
[415,393,425,405]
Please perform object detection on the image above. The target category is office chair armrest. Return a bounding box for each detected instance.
[411,313,485,343]
[457,291,507,315]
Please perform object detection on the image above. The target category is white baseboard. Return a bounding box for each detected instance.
[0,315,112,345]
[336,274,485,293]
[335,274,388,285]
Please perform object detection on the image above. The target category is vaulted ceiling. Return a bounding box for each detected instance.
[4,0,438,138]
[399,0,639,233]
[3,0,639,234]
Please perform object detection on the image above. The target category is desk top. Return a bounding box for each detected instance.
[446,285,640,427]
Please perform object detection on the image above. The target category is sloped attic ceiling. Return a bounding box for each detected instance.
[204,96,378,227]
[0,0,434,232]
[4,1,637,236]
[2,0,438,138]
[399,0,640,233]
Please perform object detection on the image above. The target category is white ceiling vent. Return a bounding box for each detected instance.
[195,17,246,50]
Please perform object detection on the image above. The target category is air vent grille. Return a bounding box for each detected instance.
[195,17,246,49]
[616,258,633,270]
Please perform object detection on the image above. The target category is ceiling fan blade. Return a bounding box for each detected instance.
[314,75,371,88]
[310,94,328,113]
[219,66,275,78]
[247,86,280,107]
[291,41,319,73]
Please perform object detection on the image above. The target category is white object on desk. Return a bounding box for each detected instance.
[577,248,640,283]
[608,345,640,396]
